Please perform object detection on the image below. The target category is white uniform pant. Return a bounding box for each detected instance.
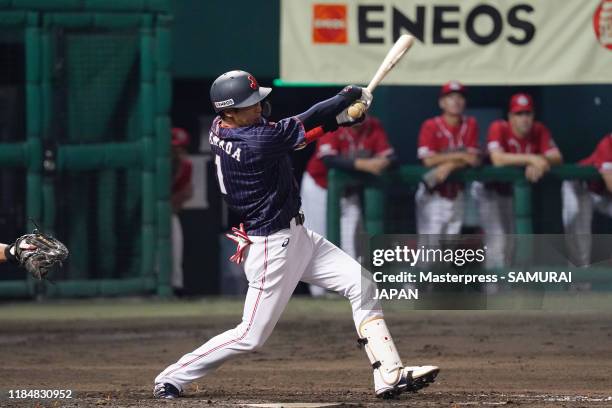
[415,184,464,235]
[471,182,515,269]
[171,213,184,289]
[155,220,382,391]
[301,173,362,296]
[562,180,612,266]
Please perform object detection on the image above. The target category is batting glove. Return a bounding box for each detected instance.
[226,223,252,264]
[335,108,366,127]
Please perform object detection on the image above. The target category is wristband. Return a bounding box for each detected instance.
[4,244,17,264]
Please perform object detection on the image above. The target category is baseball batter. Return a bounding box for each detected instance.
[562,133,612,266]
[472,93,562,268]
[301,116,395,296]
[416,81,480,235]
[153,70,439,399]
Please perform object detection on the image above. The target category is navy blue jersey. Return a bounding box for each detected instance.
[209,116,306,235]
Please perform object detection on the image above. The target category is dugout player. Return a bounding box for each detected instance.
[416,81,480,235]
[170,127,194,294]
[472,93,563,268]
[562,133,612,266]
[301,116,395,296]
[153,70,439,399]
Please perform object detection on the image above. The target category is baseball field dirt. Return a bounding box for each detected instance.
[0,297,611,407]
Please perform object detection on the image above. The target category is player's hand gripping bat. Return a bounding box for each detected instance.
[347,34,415,119]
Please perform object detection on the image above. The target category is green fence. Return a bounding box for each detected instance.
[327,164,601,241]
[0,1,172,298]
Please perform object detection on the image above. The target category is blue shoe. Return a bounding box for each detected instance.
[153,383,181,399]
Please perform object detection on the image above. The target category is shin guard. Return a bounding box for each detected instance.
[358,317,403,387]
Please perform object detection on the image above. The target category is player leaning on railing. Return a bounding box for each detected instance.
[152,70,439,400]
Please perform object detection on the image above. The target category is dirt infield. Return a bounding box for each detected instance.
[0,297,611,407]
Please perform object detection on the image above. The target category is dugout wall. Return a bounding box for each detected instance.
[0,1,173,298]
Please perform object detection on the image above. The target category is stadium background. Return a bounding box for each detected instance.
[0,2,611,407]
[0,0,611,296]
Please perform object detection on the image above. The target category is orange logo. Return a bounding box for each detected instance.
[313,4,347,44]
[594,0,612,50]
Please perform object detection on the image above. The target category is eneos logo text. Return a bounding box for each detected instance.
[313,4,347,44]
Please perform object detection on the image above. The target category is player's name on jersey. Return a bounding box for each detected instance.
[209,133,242,162]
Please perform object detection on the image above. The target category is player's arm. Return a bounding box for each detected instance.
[489,151,545,167]
[539,125,563,166]
[0,243,8,263]
[544,149,563,166]
[321,155,390,176]
[421,153,474,168]
[296,86,363,132]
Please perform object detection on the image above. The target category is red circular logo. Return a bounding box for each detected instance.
[593,0,612,50]
[247,75,258,90]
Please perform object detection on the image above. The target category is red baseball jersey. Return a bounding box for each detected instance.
[172,158,193,194]
[485,120,559,195]
[487,120,558,155]
[579,134,612,195]
[305,117,393,188]
[417,115,480,199]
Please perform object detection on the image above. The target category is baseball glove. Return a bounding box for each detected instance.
[6,230,69,280]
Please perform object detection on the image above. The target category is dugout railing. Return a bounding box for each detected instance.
[327,165,611,288]
[0,1,173,299]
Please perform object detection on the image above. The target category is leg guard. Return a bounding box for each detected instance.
[358,317,404,388]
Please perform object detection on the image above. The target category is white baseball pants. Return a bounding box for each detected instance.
[415,184,464,235]
[300,173,363,296]
[471,182,515,269]
[154,219,382,391]
[562,180,612,266]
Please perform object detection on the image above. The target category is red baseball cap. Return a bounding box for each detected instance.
[171,127,190,147]
[509,93,534,113]
[440,80,466,97]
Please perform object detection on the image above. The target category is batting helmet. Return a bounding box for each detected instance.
[210,70,272,113]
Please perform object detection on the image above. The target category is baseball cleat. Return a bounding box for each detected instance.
[400,365,440,392]
[153,382,181,399]
[373,368,407,399]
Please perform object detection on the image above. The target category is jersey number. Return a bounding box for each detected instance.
[215,155,227,194]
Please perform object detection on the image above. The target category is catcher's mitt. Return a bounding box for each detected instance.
[8,230,69,280]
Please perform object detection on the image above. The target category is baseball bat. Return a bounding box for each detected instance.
[347,34,415,119]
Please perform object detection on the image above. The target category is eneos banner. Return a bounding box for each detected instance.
[280,0,612,85]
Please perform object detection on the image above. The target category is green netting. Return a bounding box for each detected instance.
[50,28,143,280]
[0,27,27,282]
[62,29,140,143]
[52,169,142,280]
